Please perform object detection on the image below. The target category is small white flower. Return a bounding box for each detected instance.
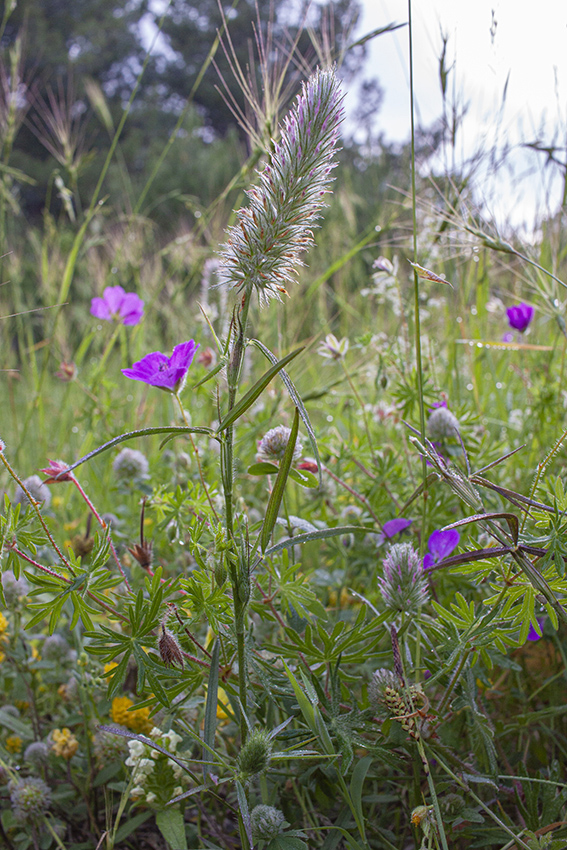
[145,792,157,804]
[165,730,183,751]
[317,334,349,361]
[127,740,145,758]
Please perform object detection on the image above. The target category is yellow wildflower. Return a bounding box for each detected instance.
[6,735,22,753]
[110,696,153,735]
[0,611,8,637]
[103,661,118,675]
[51,727,79,760]
[216,688,232,724]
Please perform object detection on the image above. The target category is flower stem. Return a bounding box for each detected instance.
[71,478,132,592]
[0,451,74,574]
[221,289,252,741]
[174,391,220,522]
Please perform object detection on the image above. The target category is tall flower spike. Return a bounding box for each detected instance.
[219,68,344,305]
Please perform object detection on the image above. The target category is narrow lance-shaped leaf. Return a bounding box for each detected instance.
[58,427,216,477]
[202,638,220,779]
[252,338,321,484]
[260,408,299,553]
[217,347,303,432]
[256,525,374,567]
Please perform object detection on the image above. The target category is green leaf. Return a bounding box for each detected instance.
[217,347,303,432]
[251,339,322,485]
[248,462,279,475]
[349,757,372,841]
[114,810,153,844]
[260,525,372,562]
[288,468,319,488]
[0,708,34,740]
[260,408,299,552]
[235,779,253,846]
[156,809,188,850]
[203,638,220,778]
[62,427,215,476]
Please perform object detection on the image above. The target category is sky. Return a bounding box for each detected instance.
[353,0,567,226]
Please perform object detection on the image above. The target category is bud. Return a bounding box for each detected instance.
[112,448,149,482]
[1,570,28,604]
[426,406,459,441]
[14,475,52,509]
[250,805,285,842]
[71,533,95,558]
[440,793,465,819]
[237,729,272,779]
[368,668,398,709]
[257,425,302,464]
[24,741,50,766]
[158,625,184,669]
[128,539,153,570]
[10,777,51,823]
[214,557,228,586]
[43,634,71,663]
[197,347,217,368]
[56,361,77,381]
[378,543,430,614]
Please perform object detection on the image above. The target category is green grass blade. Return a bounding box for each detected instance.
[217,347,303,432]
[260,408,299,552]
[203,638,220,779]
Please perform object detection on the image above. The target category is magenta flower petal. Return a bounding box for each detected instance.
[427,529,460,562]
[527,618,544,641]
[382,518,412,538]
[506,303,533,333]
[422,553,435,570]
[90,296,112,321]
[103,285,126,314]
[119,292,145,325]
[90,285,144,326]
[122,341,199,392]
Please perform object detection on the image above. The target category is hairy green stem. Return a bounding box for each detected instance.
[221,289,252,740]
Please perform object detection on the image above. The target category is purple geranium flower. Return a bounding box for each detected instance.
[122,341,200,392]
[382,518,412,539]
[506,302,533,333]
[91,285,144,326]
[423,528,460,570]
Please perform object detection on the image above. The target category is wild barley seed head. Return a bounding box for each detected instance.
[378,542,430,614]
[219,68,344,305]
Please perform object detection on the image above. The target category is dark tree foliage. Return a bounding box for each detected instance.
[0,0,150,96]
[0,0,365,222]
[157,0,363,137]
